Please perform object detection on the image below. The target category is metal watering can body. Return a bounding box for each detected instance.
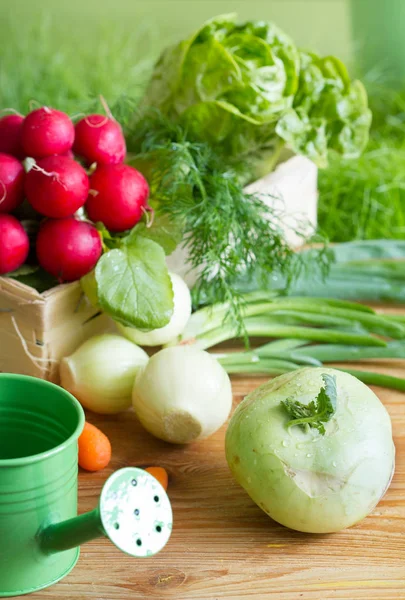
[0,374,172,597]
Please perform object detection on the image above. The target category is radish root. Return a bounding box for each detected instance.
[0,108,23,117]
[99,95,114,121]
[142,205,155,228]
[28,99,42,112]
[70,112,86,122]
[31,163,67,190]
[84,115,109,128]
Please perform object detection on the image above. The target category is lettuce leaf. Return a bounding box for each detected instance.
[276,52,372,166]
[141,14,299,160]
[139,14,371,168]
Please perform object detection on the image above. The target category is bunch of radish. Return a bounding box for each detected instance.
[0,106,150,281]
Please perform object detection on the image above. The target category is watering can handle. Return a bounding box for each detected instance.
[38,467,173,558]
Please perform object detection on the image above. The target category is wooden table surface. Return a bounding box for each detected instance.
[32,336,405,599]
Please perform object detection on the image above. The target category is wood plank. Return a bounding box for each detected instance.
[30,315,405,599]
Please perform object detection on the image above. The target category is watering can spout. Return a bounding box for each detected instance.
[39,467,173,559]
[39,508,104,554]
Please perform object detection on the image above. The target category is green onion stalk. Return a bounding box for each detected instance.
[177,294,405,392]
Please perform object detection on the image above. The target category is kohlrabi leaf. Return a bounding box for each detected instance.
[127,213,183,256]
[95,236,174,329]
[281,373,337,434]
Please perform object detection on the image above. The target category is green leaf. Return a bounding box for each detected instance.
[328,80,372,159]
[275,107,329,167]
[128,213,183,256]
[7,267,58,293]
[279,51,371,167]
[281,373,337,435]
[95,236,174,329]
[293,51,325,112]
[7,264,39,278]
[174,37,242,111]
[94,222,123,250]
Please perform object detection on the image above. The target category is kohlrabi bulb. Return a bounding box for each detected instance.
[225,367,395,533]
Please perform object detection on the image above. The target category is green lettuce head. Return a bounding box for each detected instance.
[141,14,371,168]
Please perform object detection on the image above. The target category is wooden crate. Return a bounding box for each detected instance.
[0,277,111,382]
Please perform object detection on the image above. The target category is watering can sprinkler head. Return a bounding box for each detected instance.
[39,467,173,558]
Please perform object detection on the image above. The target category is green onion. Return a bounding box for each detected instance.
[218,359,405,392]
[292,341,405,362]
[221,359,299,376]
[338,369,405,392]
[193,316,386,350]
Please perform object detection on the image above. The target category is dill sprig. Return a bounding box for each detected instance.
[127,111,326,332]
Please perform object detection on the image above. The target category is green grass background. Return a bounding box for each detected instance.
[0,0,354,113]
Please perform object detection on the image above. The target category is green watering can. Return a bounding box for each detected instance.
[0,374,173,597]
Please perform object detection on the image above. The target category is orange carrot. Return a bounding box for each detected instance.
[78,422,111,472]
[145,466,168,491]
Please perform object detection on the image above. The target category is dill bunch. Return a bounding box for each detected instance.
[127,111,327,328]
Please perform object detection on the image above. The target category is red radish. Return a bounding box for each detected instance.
[0,115,24,158]
[21,107,75,158]
[0,214,29,274]
[0,153,25,213]
[25,156,89,218]
[36,218,102,282]
[86,164,150,232]
[73,114,126,165]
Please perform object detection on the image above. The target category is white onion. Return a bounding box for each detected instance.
[60,334,149,414]
[132,345,233,443]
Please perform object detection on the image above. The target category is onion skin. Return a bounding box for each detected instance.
[225,367,395,533]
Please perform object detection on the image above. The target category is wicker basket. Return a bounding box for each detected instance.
[0,277,110,382]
